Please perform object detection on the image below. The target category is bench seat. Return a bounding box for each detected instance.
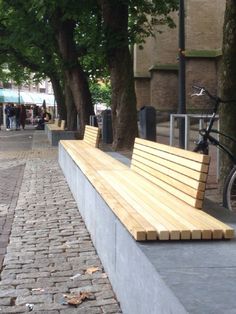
[47,119,65,131]
[59,133,234,241]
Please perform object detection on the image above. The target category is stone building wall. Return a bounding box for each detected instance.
[134,0,226,114]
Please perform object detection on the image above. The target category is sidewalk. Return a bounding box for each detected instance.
[0,127,121,313]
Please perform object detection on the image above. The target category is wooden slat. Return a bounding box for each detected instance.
[133,142,210,173]
[99,170,204,240]
[132,158,205,198]
[60,135,234,241]
[60,120,66,130]
[132,148,208,182]
[121,170,233,239]
[132,163,203,208]
[135,137,210,164]
[131,138,211,208]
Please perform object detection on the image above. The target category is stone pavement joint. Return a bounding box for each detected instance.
[0,129,122,313]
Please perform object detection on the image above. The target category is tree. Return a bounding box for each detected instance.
[97,0,178,150]
[0,0,68,123]
[219,0,236,189]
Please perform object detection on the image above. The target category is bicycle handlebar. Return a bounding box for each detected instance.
[192,85,236,104]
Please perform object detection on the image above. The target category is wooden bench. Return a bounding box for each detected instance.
[45,119,80,146]
[59,133,234,241]
[47,119,66,131]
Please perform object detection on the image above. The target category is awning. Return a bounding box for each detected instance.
[0,88,56,106]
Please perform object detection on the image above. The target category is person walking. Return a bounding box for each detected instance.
[4,104,11,131]
[8,104,16,130]
[20,104,27,130]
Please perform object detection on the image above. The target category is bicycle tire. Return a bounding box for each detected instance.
[223,165,236,212]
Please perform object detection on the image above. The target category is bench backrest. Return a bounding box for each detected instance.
[83,125,100,148]
[54,118,59,126]
[60,120,66,130]
[131,138,210,209]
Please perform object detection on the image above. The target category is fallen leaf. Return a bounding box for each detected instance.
[63,292,93,306]
[85,267,99,275]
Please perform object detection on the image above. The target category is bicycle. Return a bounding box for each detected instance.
[191,85,236,212]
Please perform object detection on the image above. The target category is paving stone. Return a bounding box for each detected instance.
[0,130,122,314]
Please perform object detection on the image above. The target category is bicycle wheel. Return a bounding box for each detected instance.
[223,166,236,212]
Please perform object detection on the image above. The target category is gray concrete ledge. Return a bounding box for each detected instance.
[58,143,236,314]
[45,124,79,146]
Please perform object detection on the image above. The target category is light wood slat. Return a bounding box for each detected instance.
[83,125,100,147]
[112,170,214,239]
[122,170,233,239]
[60,134,234,241]
[132,158,205,198]
[64,142,127,171]
[60,120,66,130]
[132,149,208,182]
[47,119,66,130]
[62,144,157,240]
[99,170,180,240]
[62,147,153,241]
[133,143,210,174]
[135,137,210,164]
[90,176,147,241]
[99,170,204,240]
[132,163,203,208]
[111,170,205,240]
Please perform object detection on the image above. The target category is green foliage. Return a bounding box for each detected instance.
[0,0,179,92]
[128,0,179,44]
[90,81,111,106]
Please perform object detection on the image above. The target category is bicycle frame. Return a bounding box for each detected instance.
[205,129,236,164]
[193,85,236,164]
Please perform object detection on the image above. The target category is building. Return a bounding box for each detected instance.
[134,0,225,116]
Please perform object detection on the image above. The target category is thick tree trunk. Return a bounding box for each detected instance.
[65,83,78,131]
[219,0,236,190]
[50,75,67,121]
[52,15,95,136]
[98,0,138,150]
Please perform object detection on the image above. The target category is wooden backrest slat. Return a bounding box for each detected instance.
[131,138,210,209]
[132,149,208,182]
[132,157,206,192]
[60,120,66,130]
[133,142,209,173]
[135,138,210,164]
[83,125,100,147]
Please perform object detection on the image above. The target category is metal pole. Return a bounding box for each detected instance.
[18,85,21,105]
[178,0,186,148]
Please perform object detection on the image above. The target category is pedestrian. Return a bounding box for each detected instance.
[35,108,51,130]
[8,104,16,130]
[20,104,27,130]
[0,105,3,130]
[4,104,11,130]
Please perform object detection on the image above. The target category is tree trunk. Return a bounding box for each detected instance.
[98,0,138,150]
[50,75,67,121]
[52,14,95,136]
[219,0,236,190]
[65,83,78,131]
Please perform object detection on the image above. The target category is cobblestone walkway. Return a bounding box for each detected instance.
[0,130,121,313]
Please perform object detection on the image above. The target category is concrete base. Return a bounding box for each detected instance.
[58,143,236,314]
[45,124,79,146]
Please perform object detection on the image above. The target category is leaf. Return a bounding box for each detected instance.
[85,267,99,275]
[63,292,93,306]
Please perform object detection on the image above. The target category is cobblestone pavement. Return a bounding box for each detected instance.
[0,129,122,313]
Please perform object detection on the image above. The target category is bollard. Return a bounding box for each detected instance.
[139,106,156,141]
[102,109,113,144]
